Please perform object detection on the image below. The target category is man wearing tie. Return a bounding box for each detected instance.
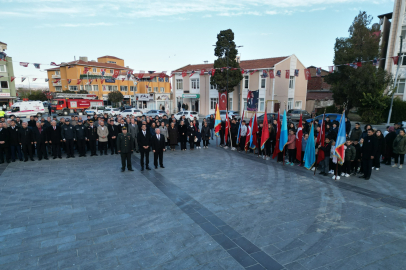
[137,124,151,171]
[152,128,166,169]
[47,120,62,159]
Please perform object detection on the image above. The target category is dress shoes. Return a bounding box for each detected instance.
[160,165,165,168]
[128,168,134,171]
[146,166,151,170]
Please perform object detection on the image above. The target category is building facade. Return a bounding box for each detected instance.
[305,66,333,114]
[379,0,406,99]
[46,56,171,111]
[172,55,308,117]
[0,41,17,108]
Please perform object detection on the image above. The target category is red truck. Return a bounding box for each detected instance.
[50,94,103,116]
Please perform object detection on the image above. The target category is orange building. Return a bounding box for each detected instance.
[46,56,172,110]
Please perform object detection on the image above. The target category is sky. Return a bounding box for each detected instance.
[1,0,395,88]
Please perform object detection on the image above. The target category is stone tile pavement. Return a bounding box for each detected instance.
[0,145,406,269]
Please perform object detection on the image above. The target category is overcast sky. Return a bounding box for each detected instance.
[1,0,395,88]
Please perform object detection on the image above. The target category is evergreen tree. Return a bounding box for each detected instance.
[211,29,243,97]
[108,91,124,107]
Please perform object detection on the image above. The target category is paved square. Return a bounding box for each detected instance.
[1,145,406,270]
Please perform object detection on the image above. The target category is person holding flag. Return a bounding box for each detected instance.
[245,118,252,152]
[334,111,347,180]
[236,111,245,146]
[214,104,221,144]
[260,107,270,156]
[279,110,288,164]
[249,113,258,150]
[239,120,247,152]
[224,112,230,149]
[304,124,316,170]
[296,114,303,165]
[314,114,325,174]
[272,111,281,161]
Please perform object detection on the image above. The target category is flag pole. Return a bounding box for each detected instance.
[282,101,286,166]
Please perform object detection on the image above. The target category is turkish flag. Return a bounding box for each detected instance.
[269,70,275,79]
[285,70,290,79]
[77,79,82,85]
[199,69,205,75]
[112,70,120,78]
[304,69,311,80]
[182,70,187,77]
[219,92,227,111]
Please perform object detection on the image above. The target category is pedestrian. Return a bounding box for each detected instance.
[361,124,373,140]
[168,122,178,151]
[47,120,62,159]
[300,133,309,166]
[108,120,119,155]
[62,118,76,158]
[202,122,210,148]
[7,121,22,162]
[359,129,376,180]
[117,126,134,172]
[352,139,361,175]
[86,121,98,156]
[195,128,202,149]
[239,121,247,152]
[74,120,87,157]
[178,102,181,112]
[19,122,34,162]
[318,137,331,176]
[48,104,52,116]
[187,121,196,150]
[345,117,351,135]
[32,121,48,160]
[209,115,215,139]
[384,127,397,165]
[286,129,296,166]
[97,120,109,155]
[152,128,166,169]
[178,121,187,151]
[373,130,385,170]
[138,124,151,171]
[0,122,9,163]
[349,122,362,142]
[392,129,406,169]
[342,139,355,177]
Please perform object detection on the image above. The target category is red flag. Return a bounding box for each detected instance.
[76,79,82,85]
[219,92,227,111]
[316,115,325,164]
[251,114,258,149]
[19,62,29,67]
[83,67,90,74]
[245,118,252,152]
[159,71,167,78]
[285,70,290,79]
[11,76,15,82]
[50,62,59,66]
[304,69,311,80]
[121,78,125,82]
[112,70,119,78]
[138,71,145,79]
[269,70,275,79]
[250,70,256,75]
[225,111,230,144]
[272,110,281,159]
[329,66,334,73]
[199,69,205,75]
[392,56,400,65]
[89,79,93,84]
[241,69,245,74]
[211,69,216,76]
[67,79,71,84]
[101,79,104,84]
[356,62,362,67]
[181,70,187,77]
[260,107,269,150]
[296,114,303,162]
[189,70,195,77]
[150,75,156,81]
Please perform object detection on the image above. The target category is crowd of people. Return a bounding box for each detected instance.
[0,113,405,181]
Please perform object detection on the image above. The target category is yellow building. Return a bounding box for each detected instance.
[46,56,172,110]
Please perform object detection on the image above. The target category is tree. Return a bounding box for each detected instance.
[211,29,243,97]
[325,11,392,123]
[28,90,47,101]
[108,91,123,106]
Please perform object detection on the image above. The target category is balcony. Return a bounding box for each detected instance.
[53,82,62,86]
[52,74,61,79]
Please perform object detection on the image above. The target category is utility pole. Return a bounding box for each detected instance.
[387,35,403,125]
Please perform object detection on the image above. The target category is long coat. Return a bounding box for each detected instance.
[393,135,406,155]
[159,126,168,142]
[168,126,178,145]
[201,125,210,140]
[117,133,133,153]
[97,126,109,142]
[178,124,187,141]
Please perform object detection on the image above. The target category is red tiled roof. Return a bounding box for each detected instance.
[307,91,333,100]
[173,56,289,72]
[132,72,168,77]
[46,60,129,71]
[97,55,123,60]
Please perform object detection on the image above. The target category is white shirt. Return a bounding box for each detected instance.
[240,125,247,136]
[157,134,160,140]
[143,131,146,136]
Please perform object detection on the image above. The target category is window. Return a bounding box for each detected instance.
[93,85,98,91]
[243,98,247,110]
[289,76,295,89]
[112,86,117,91]
[85,85,91,91]
[287,98,293,110]
[130,86,137,92]
[120,86,128,92]
[400,53,406,66]
[0,81,8,89]
[69,86,78,91]
[0,65,6,72]
[259,98,264,112]
[151,77,157,82]
[103,85,107,91]
[148,87,152,92]
[395,79,405,94]
[295,101,302,109]
[244,76,249,89]
[176,79,183,90]
[191,78,199,89]
[160,87,165,93]
[229,98,233,110]
[260,76,266,89]
[210,83,217,90]
[154,87,158,92]
[210,98,218,110]
[55,71,60,75]
[110,69,114,74]
[92,68,97,73]
[107,61,116,64]
[80,85,84,90]
[55,86,62,92]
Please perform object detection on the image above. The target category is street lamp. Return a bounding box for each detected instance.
[212,44,243,111]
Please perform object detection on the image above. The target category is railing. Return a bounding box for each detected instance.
[53,82,62,86]
[52,74,61,78]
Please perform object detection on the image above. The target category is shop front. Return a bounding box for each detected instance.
[182,94,200,113]
[134,93,154,111]
[123,95,131,105]
[0,93,17,110]
[155,94,172,115]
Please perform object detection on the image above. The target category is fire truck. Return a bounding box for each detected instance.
[50,93,103,116]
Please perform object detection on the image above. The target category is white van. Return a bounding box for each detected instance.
[6,101,45,118]
[85,106,105,116]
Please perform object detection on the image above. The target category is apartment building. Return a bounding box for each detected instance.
[0,41,17,108]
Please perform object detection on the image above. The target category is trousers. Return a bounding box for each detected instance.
[154,150,163,167]
[120,152,132,170]
[140,150,149,167]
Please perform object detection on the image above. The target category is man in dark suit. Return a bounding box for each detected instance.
[151,128,166,169]
[137,124,151,171]
[117,126,134,172]
[359,129,376,181]
[47,120,62,159]
[86,121,98,156]
[108,120,119,155]
[18,122,34,161]
[8,120,22,162]
[0,122,10,163]
[32,121,49,160]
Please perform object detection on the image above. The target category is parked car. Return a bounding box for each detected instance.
[175,111,199,121]
[287,110,312,121]
[306,113,342,124]
[205,110,241,121]
[85,106,105,116]
[103,108,120,117]
[257,113,285,124]
[144,110,167,118]
[119,108,143,118]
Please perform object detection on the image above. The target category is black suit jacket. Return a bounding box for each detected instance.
[0,127,9,147]
[151,134,165,152]
[7,126,20,145]
[138,130,151,152]
[32,127,48,144]
[47,126,62,143]
[108,124,119,139]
